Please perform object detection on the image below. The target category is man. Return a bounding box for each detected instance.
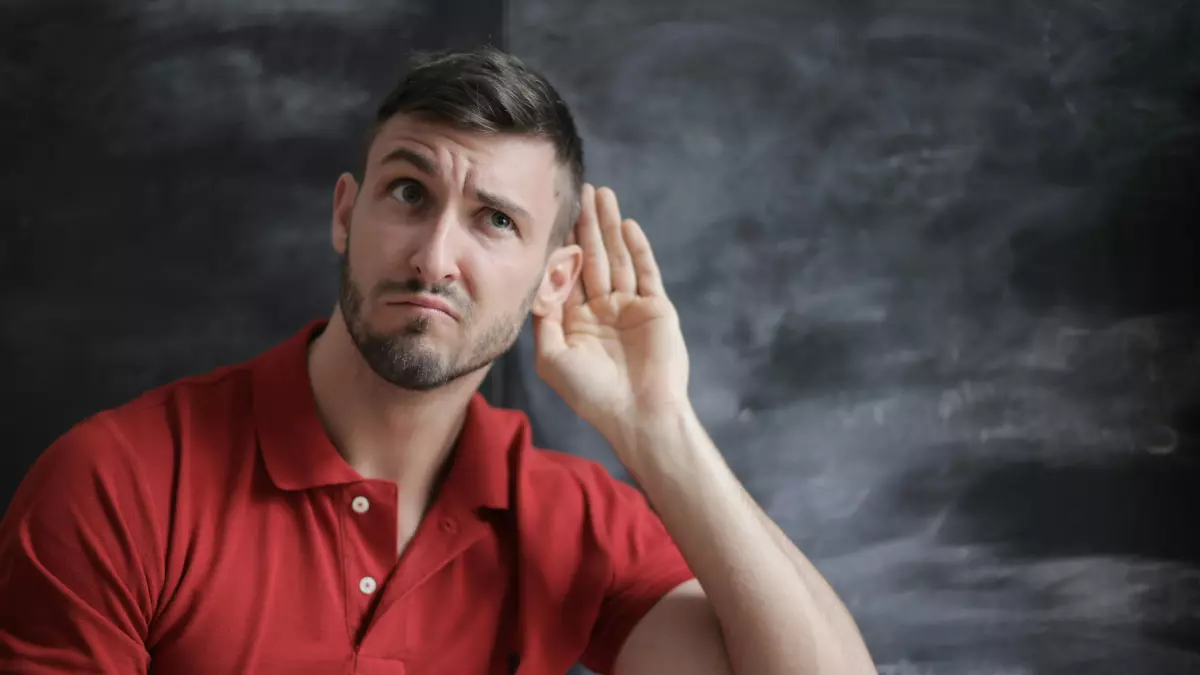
[0,48,874,674]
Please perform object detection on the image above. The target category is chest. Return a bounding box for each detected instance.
[145,488,525,675]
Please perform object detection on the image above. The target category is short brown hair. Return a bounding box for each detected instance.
[367,46,584,247]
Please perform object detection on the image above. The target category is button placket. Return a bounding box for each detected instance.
[342,484,396,643]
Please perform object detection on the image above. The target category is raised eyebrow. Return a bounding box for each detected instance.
[475,188,531,222]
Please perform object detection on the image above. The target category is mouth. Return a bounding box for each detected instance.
[386,294,459,320]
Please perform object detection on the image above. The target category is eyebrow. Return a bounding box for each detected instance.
[379,146,533,222]
[475,188,532,223]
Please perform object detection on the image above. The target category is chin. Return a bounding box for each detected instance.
[368,308,434,336]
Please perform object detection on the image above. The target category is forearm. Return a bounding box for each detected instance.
[745,484,877,674]
[607,405,875,675]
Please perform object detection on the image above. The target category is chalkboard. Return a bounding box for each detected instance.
[508,1,1200,673]
[4,0,1199,672]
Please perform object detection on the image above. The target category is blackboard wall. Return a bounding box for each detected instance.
[506,1,1200,673]
[3,1,1199,673]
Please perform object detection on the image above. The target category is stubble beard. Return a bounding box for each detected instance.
[337,250,539,391]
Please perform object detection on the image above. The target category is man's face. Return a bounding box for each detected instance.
[331,114,580,391]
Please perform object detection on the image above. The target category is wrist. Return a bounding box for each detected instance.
[603,396,694,442]
[603,400,705,478]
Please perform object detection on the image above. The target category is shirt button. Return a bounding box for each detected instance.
[359,576,377,595]
[441,517,457,533]
[351,496,370,514]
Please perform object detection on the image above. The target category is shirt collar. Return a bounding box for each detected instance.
[250,319,520,511]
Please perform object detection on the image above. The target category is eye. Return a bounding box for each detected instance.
[389,179,425,205]
[489,211,515,231]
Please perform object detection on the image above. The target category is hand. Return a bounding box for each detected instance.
[532,184,691,439]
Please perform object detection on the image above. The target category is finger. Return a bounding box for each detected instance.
[575,184,611,299]
[623,218,666,297]
[566,276,587,310]
[596,187,636,296]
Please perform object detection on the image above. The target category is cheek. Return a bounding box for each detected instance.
[348,215,405,271]
[344,231,393,295]
[464,259,540,315]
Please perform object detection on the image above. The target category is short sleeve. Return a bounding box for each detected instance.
[0,414,159,674]
[578,472,696,675]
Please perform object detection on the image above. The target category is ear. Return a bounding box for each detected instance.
[332,172,360,256]
[531,244,583,317]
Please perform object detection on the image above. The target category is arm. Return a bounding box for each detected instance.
[0,415,158,674]
[609,406,875,675]
[532,183,874,674]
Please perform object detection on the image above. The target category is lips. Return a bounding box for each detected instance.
[388,295,458,319]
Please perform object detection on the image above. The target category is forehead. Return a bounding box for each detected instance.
[368,115,562,212]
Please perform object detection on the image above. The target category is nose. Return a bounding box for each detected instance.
[407,208,462,285]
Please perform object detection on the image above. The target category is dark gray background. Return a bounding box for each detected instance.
[505,1,1200,672]
[4,0,1200,673]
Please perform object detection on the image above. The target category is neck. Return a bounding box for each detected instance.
[307,311,489,500]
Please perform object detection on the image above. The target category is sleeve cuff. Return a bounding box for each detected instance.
[581,554,696,674]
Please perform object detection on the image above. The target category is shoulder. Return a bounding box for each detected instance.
[510,425,666,559]
[0,365,255,656]
[527,447,649,517]
[107,361,253,450]
[10,360,255,523]
[516,423,642,506]
[480,402,652,522]
[526,445,624,491]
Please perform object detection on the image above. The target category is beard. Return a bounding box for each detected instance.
[337,250,539,391]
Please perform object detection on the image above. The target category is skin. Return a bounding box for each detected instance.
[306,112,876,674]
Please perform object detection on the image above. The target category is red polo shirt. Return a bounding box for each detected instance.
[0,320,694,675]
